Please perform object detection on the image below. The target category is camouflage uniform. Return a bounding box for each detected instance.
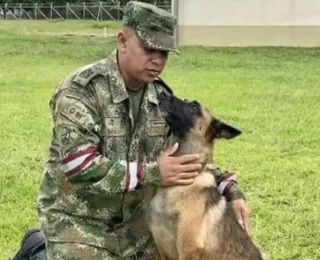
[37,1,245,259]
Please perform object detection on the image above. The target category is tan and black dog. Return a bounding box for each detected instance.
[145,92,263,260]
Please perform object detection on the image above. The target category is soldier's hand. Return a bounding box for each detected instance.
[157,142,202,187]
[231,199,252,236]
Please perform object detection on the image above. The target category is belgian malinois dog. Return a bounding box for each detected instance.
[145,92,263,260]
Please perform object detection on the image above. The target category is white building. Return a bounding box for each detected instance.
[172,0,320,47]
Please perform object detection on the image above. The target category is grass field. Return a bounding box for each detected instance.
[1,20,320,260]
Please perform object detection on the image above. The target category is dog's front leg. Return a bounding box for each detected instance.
[179,248,204,260]
[152,237,170,260]
[158,249,168,260]
[177,217,205,260]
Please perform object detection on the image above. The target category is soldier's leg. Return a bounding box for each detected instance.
[46,241,121,260]
[130,239,162,260]
[131,250,162,260]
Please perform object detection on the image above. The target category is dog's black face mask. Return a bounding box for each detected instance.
[158,92,201,138]
[158,92,241,140]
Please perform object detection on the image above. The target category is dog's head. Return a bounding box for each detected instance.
[158,92,241,146]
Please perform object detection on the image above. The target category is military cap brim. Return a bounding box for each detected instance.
[135,28,180,54]
[122,1,180,55]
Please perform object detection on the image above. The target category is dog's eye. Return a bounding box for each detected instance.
[191,103,198,111]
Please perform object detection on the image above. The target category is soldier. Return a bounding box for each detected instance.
[35,1,251,259]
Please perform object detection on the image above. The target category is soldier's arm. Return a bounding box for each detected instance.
[50,81,137,194]
[206,164,245,202]
[51,81,165,191]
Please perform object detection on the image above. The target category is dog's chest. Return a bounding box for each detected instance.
[147,172,216,224]
[147,186,181,230]
[146,187,186,258]
[146,172,217,259]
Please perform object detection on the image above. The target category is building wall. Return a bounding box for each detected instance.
[176,0,320,46]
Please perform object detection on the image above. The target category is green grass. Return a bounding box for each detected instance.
[1,21,320,260]
[0,19,121,37]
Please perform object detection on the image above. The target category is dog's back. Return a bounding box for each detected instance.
[202,186,263,260]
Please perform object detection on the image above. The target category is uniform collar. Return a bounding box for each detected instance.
[146,82,158,105]
[106,49,159,105]
[106,50,129,104]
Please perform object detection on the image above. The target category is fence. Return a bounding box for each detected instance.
[0,2,171,20]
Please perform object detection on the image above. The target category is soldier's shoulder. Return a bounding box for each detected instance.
[154,76,174,95]
[71,59,109,87]
[49,59,109,110]
[56,59,108,93]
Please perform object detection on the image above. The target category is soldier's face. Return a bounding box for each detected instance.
[118,29,169,84]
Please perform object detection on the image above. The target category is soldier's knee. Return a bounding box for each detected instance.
[46,241,119,260]
[46,241,69,260]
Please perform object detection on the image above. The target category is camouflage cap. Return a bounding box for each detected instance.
[122,1,179,54]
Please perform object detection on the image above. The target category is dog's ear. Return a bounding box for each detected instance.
[211,118,242,139]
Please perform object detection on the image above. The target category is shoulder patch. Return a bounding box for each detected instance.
[154,76,173,94]
[56,124,81,147]
[63,103,90,125]
[72,62,107,87]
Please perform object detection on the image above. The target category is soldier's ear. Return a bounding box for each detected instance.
[117,30,128,53]
[211,118,241,139]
